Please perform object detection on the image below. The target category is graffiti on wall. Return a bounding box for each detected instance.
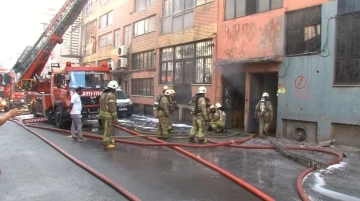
[224,86,232,108]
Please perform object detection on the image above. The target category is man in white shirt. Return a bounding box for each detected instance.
[70,87,86,141]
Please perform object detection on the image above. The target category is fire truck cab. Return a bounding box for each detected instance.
[31,62,111,128]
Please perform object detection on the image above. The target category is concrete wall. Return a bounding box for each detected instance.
[277,1,360,144]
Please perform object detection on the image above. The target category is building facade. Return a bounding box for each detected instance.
[80,0,218,123]
[216,0,284,132]
[278,0,360,148]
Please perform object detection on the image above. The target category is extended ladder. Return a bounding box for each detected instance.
[14,0,89,91]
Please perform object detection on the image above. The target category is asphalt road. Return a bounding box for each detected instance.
[0,121,261,201]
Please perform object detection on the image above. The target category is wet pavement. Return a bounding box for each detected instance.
[8,114,360,201]
[0,121,126,201]
[22,126,261,200]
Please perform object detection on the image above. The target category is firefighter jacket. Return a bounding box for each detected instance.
[99,91,118,121]
[189,95,208,121]
[209,111,216,122]
[213,110,226,124]
[157,96,171,117]
[255,100,273,121]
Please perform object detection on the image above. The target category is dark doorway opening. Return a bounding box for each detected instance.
[222,73,246,129]
[249,72,278,134]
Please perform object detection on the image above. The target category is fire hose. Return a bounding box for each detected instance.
[9,119,141,201]
[15,119,343,201]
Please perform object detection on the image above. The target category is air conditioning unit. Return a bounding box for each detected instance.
[117,58,128,68]
[118,45,129,57]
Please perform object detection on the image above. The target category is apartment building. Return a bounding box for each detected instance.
[80,0,218,123]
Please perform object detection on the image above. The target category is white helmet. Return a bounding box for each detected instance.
[215,103,221,108]
[169,89,175,95]
[163,85,169,90]
[107,80,119,89]
[197,86,207,94]
[262,92,269,98]
[210,105,216,109]
[164,89,171,96]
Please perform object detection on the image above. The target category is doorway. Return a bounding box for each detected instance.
[222,73,246,129]
[248,72,278,134]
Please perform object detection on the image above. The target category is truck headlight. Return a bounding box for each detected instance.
[129,100,133,105]
[20,99,24,102]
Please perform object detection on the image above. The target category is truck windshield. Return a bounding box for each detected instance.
[68,71,110,89]
[115,90,128,99]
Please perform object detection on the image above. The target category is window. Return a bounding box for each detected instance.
[113,29,121,48]
[99,11,113,28]
[225,0,283,20]
[132,50,155,70]
[135,0,156,12]
[82,20,97,56]
[85,0,92,17]
[134,16,156,36]
[99,32,112,47]
[162,0,194,34]
[160,40,213,84]
[124,25,132,45]
[197,0,213,5]
[335,13,360,85]
[68,71,110,89]
[131,78,154,96]
[285,5,321,56]
[100,0,108,4]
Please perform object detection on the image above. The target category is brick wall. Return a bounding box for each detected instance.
[80,0,220,118]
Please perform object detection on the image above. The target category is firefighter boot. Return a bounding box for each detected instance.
[198,138,207,144]
[189,136,196,143]
[105,144,116,149]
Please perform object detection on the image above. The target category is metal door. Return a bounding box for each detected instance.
[249,74,263,133]
[222,77,233,128]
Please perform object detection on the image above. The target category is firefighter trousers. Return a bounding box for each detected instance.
[259,116,270,137]
[189,116,205,139]
[101,119,114,146]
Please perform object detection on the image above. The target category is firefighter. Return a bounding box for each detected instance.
[168,89,177,134]
[99,80,119,149]
[255,92,273,138]
[189,86,208,144]
[210,103,226,133]
[208,105,216,131]
[154,85,169,111]
[157,89,171,139]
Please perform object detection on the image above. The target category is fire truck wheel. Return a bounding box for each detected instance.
[3,105,9,112]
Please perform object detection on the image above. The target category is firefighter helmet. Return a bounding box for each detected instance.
[262,92,269,98]
[210,105,216,109]
[164,89,171,96]
[107,80,119,90]
[197,86,207,94]
[163,85,169,90]
[215,103,222,108]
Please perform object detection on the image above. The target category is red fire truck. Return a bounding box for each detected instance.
[12,0,112,128]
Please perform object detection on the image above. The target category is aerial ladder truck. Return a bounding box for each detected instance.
[12,0,112,128]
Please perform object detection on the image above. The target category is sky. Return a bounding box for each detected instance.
[0,0,65,68]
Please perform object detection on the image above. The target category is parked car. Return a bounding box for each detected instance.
[115,88,133,117]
